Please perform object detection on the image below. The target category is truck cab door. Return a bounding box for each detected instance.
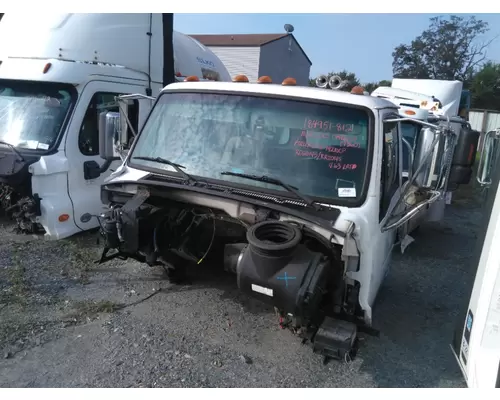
[65,80,145,231]
[451,132,500,388]
[373,118,403,284]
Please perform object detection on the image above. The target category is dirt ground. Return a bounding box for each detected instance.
[0,184,483,388]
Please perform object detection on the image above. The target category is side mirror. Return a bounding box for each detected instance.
[448,125,480,186]
[98,111,121,161]
[477,129,500,187]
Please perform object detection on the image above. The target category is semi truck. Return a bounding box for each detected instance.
[92,72,478,360]
[371,79,479,247]
[0,13,231,238]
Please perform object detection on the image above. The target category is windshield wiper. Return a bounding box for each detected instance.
[132,156,197,184]
[220,171,321,211]
[0,141,25,162]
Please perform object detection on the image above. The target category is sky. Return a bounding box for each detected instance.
[174,13,500,84]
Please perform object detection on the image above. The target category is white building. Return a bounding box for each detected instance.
[189,33,312,86]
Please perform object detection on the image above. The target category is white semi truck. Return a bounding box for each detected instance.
[0,13,231,239]
[371,79,478,246]
[92,73,478,360]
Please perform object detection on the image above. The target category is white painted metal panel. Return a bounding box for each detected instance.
[487,112,500,132]
[469,111,485,132]
[206,46,260,82]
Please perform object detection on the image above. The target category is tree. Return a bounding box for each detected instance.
[363,82,379,93]
[358,80,392,94]
[470,61,500,109]
[392,15,493,84]
[308,70,360,91]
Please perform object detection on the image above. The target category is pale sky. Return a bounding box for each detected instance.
[174,13,500,84]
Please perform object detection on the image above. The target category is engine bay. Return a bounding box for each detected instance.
[98,185,366,363]
[0,151,43,234]
[0,182,42,234]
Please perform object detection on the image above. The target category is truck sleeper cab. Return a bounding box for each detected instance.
[0,60,157,238]
[96,75,460,360]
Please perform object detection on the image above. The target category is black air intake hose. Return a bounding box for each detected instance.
[235,220,330,320]
[244,220,302,278]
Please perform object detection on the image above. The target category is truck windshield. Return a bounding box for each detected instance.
[0,80,75,151]
[129,92,372,203]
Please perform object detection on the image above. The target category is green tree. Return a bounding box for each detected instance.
[359,80,392,94]
[363,82,379,93]
[470,61,500,109]
[392,15,492,84]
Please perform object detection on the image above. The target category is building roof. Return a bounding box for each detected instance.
[189,33,287,47]
[189,33,312,66]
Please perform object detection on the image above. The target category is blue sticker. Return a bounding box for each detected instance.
[231,168,245,174]
[466,314,473,331]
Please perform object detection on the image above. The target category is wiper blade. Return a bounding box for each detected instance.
[133,156,197,184]
[0,141,24,162]
[220,171,321,211]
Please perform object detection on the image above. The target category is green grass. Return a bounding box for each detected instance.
[63,300,122,325]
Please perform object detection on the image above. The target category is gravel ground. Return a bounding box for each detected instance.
[0,186,482,388]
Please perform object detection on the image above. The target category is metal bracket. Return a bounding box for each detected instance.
[121,187,150,214]
[340,221,359,273]
[477,129,500,187]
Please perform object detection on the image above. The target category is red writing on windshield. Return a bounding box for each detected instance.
[340,140,361,149]
[329,163,357,170]
[294,130,359,172]
[295,149,342,162]
[300,130,360,145]
[303,117,355,133]
[294,139,348,154]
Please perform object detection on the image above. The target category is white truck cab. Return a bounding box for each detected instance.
[0,13,230,239]
[452,127,500,388]
[94,74,476,360]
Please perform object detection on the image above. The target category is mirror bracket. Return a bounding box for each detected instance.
[83,158,120,180]
[380,117,458,232]
[477,129,500,187]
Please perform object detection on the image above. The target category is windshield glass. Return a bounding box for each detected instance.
[0,80,75,151]
[460,90,471,111]
[130,92,372,202]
